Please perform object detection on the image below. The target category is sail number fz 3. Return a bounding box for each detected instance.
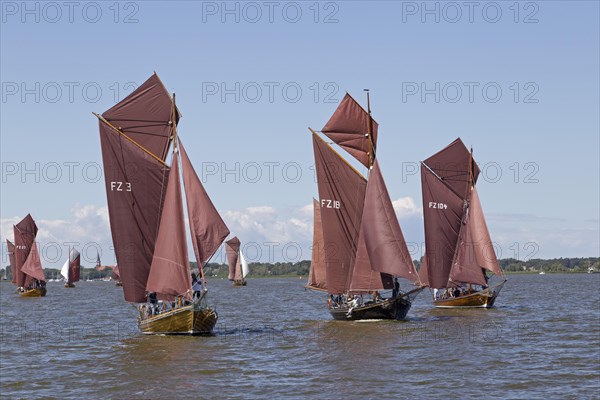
[110,181,132,192]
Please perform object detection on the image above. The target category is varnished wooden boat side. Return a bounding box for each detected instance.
[433,280,506,309]
[19,288,47,297]
[329,287,424,321]
[138,305,218,335]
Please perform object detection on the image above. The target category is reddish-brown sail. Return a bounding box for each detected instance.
[99,120,170,303]
[21,241,45,282]
[179,138,230,270]
[360,160,420,283]
[13,214,38,288]
[349,227,392,293]
[102,73,179,161]
[418,256,429,286]
[466,187,502,276]
[146,151,192,301]
[111,265,120,280]
[69,249,81,283]
[226,237,240,281]
[448,208,487,286]
[421,165,464,289]
[7,240,16,284]
[423,138,480,200]
[312,133,367,294]
[307,199,327,291]
[321,93,378,168]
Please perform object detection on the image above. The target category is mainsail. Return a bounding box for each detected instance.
[61,248,81,284]
[21,241,45,283]
[13,214,39,288]
[307,199,327,291]
[321,93,378,168]
[312,132,367,294]
[97,73,174,303]
[179,138,230,277]
[240,250,250,278]
[226,237,240,281]
[7,240,16,284]
[145,150,192,301]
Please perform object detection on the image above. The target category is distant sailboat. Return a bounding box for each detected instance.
[112,265,123,286]
[61,248,81,288]
[226,237,249,286]
[307,92,423,320]
[13,214,47,297]
[96,72,229,334]
[420,138,506,308]
[7,240,16,285]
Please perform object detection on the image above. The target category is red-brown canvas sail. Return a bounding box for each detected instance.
[21,241,45,282]
[418,256,429,286]
[13,214,38,288]
[321,93,378,168]
[111,265,120,280]
[448,208,487,286]
[146,151,192,301]
[179,138,230,271]
[361,160,419,283]
[69,249,81,283]
[349,227,392,292]
[99,120,170,303]
[312,133,367,294]
[307,199,327,291]
[226,237,240,281]
[423,138,480,200]
[421,165,464,289]
[467,187,502,276]
[102,73,179,161]
[7,240,16,285]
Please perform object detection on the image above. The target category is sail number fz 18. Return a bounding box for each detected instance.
[321,199,341,209]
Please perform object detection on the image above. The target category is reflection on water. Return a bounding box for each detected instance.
[1,274,599,398]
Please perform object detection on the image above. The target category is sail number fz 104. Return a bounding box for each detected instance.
[110,181,132,192]
[428,202,448,210]
[321,199,341,209]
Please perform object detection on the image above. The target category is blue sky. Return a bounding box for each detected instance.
[1,1,598,267]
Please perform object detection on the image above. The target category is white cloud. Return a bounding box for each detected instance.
[392,196,422,219]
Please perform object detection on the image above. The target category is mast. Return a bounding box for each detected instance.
[364,89,375,168]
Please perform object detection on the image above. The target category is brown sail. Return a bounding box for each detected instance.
[146,151,192,301]
[423,138,480,200]
[321,93,378,168]
[102,73,179,161]
[466,187,502,276]
[448,208,487,286]
[21,241,45,282]
[418,256,429,286]
[13,214,38,288]
[179,138,230,270]
[349,227,392,293]
[69,249,81,283]
[312,132,367,294]
[307,199,327,291]
[99,119,170,303]
[360,160,419,283]
[7,240,16,284]
[421,165,464,289]
[226,237,240,281]
[111,265,120,280]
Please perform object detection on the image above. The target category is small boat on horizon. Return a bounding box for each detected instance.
[11,214,47,297]
[226,236,249,286]
[61,248,80,288]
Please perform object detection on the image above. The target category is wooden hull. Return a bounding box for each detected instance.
[64,282,75,288]
[19,288,47,297]
[233,280,246,286]
[433,280,506,308]
[329,291,419,321]
[115,281,123,287]
[138,305,218,335]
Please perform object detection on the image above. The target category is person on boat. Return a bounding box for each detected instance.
[191,273,203,301]
[453,287,461,298]
[392,278,400,298]
[373,291,380,302]
[148,292,158,315]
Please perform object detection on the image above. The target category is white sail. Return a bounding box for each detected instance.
[240,250,250,278]
[61,248,80,280]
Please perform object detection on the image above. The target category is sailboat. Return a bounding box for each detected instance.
[307,92,423,321]
[96,72,229,335]
[420,138,506,308]
[225,237,250,286]
[111,265,123,286]
[7,240,16,285]
[13,214,47,297]
[61,248,81,288]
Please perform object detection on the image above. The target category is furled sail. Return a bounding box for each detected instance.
[312,133,367,294]
[21,241,45,282]
[146,151,192,301]
[98,106,170,303]
[61,248,81,283]
[360,160,420,283]
[13,214,38,288]
[307,199,327,291]
[102,73,179,161]
[7,240,16,284]
[421,165,464,289]
[240,251,250,278]
[179,138,230,269]
[321,93,378,168]
[226,237,240,281]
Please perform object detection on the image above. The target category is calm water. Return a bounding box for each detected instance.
[1,274,599,399]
